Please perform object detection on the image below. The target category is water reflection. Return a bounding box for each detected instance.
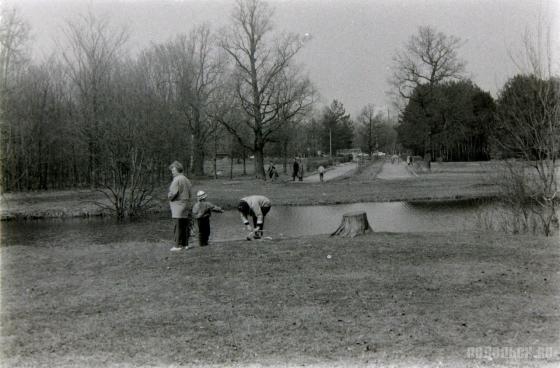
[1,200,494,247]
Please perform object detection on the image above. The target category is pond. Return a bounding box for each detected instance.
[1,199,497,247]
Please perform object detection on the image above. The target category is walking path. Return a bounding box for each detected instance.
[295,162,358,183]
[376,161,415,180]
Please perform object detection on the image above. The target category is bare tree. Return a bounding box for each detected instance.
[0,6,29,93]
[389,26,466,106]
[219,0,314,179]
[0,6,30,191]
[61,11,128,186]
[356,104,382,155]
[494,24,559,236]
[167,25,226,176]
[390,26,467,157]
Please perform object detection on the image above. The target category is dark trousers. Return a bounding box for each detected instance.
[251,206,271,238]
[197,217,211,246]
[175,217,191,247]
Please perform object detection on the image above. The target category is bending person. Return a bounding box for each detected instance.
[237,195,272,239]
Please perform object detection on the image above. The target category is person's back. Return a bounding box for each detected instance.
[292,159,299,180]
[238,195,272,239]
[318,165,325,182]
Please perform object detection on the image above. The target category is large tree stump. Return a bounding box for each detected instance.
[331,211,372,237]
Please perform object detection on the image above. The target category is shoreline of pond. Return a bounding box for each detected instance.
[0,192,499,222]
[1,160,505,221]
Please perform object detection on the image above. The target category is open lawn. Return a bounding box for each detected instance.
[1,231,559,367]
[0,160,500,220]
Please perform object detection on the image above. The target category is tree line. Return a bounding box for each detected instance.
[0,1,398,193]
[2,1,556,197]
[391,25,559,163]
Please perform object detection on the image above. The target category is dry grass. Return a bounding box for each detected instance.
[1,231,559,367]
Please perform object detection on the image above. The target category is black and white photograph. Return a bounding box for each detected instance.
[0,0,559,366]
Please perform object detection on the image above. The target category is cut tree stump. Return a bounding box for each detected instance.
[331,211,372,237]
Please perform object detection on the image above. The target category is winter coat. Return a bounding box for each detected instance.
[168,173,193,218]
[239,195,271,225]
[297,162,304,178]
[192,200,222,219]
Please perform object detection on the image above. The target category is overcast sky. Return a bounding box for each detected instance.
[7,0,560,116]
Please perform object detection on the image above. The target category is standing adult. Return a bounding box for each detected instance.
[168,161,193,251]
[318,165,325,182]
[292,158,299,181]
[267,161,278,181]
[297,159,304,181]
[237,195,272,240]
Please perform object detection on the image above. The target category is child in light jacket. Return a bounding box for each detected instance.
[192,190,223,246]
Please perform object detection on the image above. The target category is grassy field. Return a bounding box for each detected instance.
[0,160,500,220]
[1,231,559,367]
[1,160,558,367]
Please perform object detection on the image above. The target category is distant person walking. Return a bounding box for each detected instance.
[267,162,278,182]
[318,165,325,182]
[297,159,304,181]
[237,195,272,240]
[192,190,223,246]
[292,158,299,181]
[168,161,193,251]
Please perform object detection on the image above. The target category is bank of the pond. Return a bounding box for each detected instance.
[0,161,500,220]
[1,231,559,367]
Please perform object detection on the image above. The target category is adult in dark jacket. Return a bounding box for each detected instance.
[292,158,299,181]
[168,161,193,251]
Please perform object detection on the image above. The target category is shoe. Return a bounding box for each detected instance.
[170,246,183,251]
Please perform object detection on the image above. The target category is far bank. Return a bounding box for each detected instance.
[0,161,500,221]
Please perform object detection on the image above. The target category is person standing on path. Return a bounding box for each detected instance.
[237,195,272,240]
[192,190,223,246]
[297,158,304,181]
[318,165,325,182]
[267,161,278,182]
[292,158,299,181]
[168,161,193,251]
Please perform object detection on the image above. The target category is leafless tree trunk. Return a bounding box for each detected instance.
[219,0,314,179]
[495,24,559,236]
[61,11,128,187]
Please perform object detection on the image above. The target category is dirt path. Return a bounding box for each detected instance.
[376,161,416,180]
[296,162,358,183]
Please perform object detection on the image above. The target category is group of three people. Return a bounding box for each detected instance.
[168,160,271,251]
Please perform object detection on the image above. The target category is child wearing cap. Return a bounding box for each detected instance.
[192,190,223,246]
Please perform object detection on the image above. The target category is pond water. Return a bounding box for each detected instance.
[1,200,497,247]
